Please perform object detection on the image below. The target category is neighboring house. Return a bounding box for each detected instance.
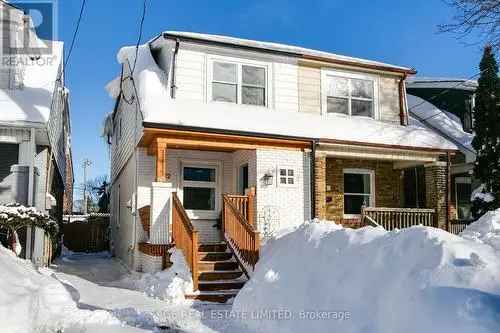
[0,2,72,263]
[407,77,477,222]
[105,31,456,301]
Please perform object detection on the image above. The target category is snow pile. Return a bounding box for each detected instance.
[461,209,500,251]
[111,249,194,304]
[0,244,125,333]
[233,222,500,333]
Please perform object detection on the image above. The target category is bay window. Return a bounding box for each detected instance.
[210,59,267,106]
[323,70,377,118]
[343,169,374,216]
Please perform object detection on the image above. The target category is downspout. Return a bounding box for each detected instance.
[310,140,317,219]
[170,38,180,99]
[398,74,408,126]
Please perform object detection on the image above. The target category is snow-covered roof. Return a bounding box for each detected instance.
[406,77,477,91]
[163,31,416,74]
[0,40,63,125]
[408,94,475,160]
[109,43,457,152]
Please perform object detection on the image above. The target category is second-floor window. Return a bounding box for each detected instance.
[322,70,378,119]
[211,59,267,106]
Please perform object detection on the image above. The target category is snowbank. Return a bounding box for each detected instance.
[233,222,500,333]
[110,249,194,304]
[461,209,500,251]
[0,244,130,332]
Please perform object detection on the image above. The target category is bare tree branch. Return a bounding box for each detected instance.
[439,0,500,51]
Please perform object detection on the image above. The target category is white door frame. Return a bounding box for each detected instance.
[179,159,222,220]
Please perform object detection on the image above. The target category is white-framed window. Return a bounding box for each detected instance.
[343,169,375,217]
[208,56,269,107]
[322,69,378,119]
[455,177,472,221]
[277,166,296,187]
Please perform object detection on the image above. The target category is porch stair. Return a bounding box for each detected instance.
[185,242,248,303]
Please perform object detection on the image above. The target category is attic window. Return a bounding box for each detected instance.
[210,59,267,106]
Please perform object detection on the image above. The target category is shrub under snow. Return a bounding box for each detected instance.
[233,220,500,333]
[110,249,194,304]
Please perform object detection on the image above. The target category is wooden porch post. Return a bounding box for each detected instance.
[148,138,169,182]
[247,186,256,227]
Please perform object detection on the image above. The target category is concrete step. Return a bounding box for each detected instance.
[198,270,243,281]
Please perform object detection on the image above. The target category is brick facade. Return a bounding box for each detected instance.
[314,153,326,219]
[425,162,448,229]
[323,158,402,224]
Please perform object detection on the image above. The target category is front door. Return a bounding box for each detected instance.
[181,163,220,220]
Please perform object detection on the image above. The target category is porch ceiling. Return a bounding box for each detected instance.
[317,142,447,165]
[140,128,311,152]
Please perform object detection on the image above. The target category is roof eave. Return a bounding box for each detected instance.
[162,32,417,76]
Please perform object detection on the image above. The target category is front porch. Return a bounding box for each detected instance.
[315,142,453,231]
[133,127,311,299]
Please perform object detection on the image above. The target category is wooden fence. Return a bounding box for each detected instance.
[362,207,436,231]
[62,214,110,253]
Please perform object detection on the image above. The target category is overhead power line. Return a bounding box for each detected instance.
[131,0,148,76]
[64,0,87,71]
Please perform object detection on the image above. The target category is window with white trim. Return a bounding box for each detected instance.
[210,60,267,106]
[323,71,376,118]
[343,169,374,216]
[278,167,296,187]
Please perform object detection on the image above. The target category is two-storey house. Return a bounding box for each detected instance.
[0,1,72,263]
[106,31,457,301]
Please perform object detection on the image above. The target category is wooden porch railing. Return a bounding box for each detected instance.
[224,187,256,226]
[362,207,436,231]
[223,194,260,270]
[172,192,199,290]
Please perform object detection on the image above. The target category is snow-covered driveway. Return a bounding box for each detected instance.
[50,252,242,333]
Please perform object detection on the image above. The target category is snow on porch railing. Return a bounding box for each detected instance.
[362,207,436,231]
[223,194,260,272]
[448,219,473,235]
[172,192,199,290]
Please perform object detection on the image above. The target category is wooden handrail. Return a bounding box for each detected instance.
[223,194,260,270]
[172,192,199,290]
[362,207,436,231]
[224,187,256,226]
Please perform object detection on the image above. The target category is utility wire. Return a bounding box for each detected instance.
[64,0,87,71]
[131,0,147,76]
